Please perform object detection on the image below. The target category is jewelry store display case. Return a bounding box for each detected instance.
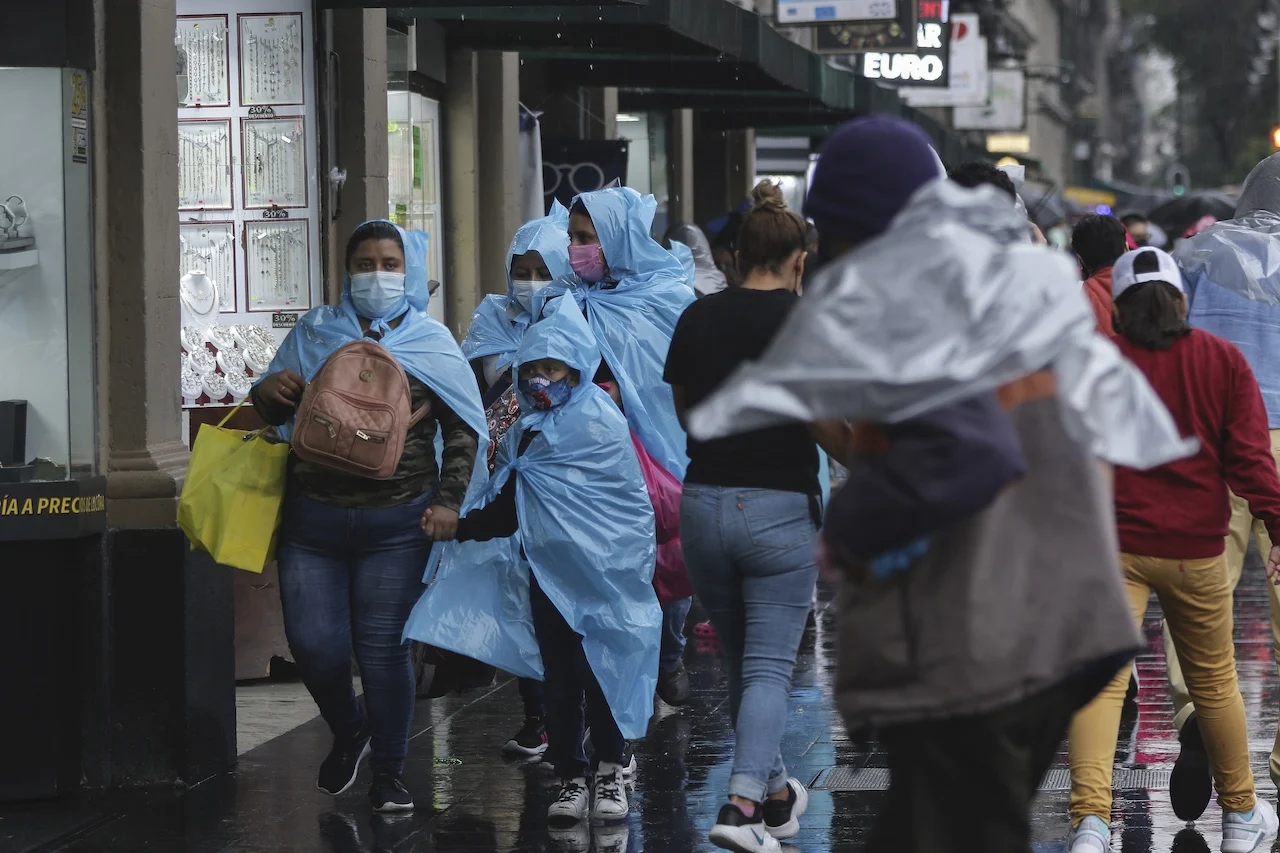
[176,0,321,417]
[0,66,103,537]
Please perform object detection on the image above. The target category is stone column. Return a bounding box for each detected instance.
[670,109,695,225]
[98,0,188,527]
[476,51,520,299]
[329,8,389,298]
[443,49,481,338]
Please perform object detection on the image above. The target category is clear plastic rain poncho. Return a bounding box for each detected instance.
[460,201,573,381]
[538,186,695,479]
[1174,156,1280,420]
[404,297,661,738]
[687,182,1197,470]
[667,222,728,296]
[263,221,489,462]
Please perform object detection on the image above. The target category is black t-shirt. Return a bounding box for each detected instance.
[664,287,819,495]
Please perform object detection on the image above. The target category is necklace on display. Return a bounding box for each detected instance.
[180,270,218,319]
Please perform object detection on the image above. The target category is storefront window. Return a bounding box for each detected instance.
[0,67,97,483]
[617,111,670,237]
[387,89,445,323]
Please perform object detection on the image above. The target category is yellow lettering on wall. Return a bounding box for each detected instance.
[21,499,32,514]
[60,497,72,514]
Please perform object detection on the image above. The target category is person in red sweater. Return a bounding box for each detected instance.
[1072,213,1129,337]
[1066,247,1280,853]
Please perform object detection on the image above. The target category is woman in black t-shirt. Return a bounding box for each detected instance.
[663,181,850,853]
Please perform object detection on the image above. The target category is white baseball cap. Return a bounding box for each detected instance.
[1111,247,1185,300]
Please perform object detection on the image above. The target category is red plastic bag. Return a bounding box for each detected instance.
[630,432,694,605]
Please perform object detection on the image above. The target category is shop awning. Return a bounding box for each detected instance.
[398,0,811,93]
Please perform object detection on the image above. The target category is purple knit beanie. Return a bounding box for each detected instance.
[803,116,944,245]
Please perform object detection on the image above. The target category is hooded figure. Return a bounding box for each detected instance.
[1175,156,1280,425]
[669,239,696,287]
[461,201,573,390]
[265,222,488,460]
[405,297,661,739]
[668,222,728,296]
[541,186,695,479]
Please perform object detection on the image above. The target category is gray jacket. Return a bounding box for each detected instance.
[835,393,1141,728]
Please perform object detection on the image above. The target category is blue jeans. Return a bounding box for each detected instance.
[276,490,434,775]
[661,596,692,674]
[679,486,818,803]
[529,573,625,780]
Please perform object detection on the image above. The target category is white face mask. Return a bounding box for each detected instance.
[511,279,549,313]
[349,271,407,319]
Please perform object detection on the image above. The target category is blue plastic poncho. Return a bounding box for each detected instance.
[538,187,694,479]
[461,202,573,377]
[405,296,661,738]
[263,222,489,471]
[669,239,696,288]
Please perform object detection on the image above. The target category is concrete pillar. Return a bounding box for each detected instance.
[727,128,756,203]
[693,123,757,225]
[476,51,520,299]
[443,49,481,338]
[670,109,695,225]
[98,0,188,527]
[329,9,388,300]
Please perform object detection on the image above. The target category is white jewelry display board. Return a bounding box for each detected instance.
[242,116,307,208]
[245,219,309,311]
[180,222,237,312]
[176,15,230,107]
[176,0,321,410]
[178,120,232,210]
[238,13,304,106]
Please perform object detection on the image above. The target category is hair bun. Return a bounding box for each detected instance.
[749,180,788,213]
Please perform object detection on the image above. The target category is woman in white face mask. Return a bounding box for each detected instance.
[248,219,486,815]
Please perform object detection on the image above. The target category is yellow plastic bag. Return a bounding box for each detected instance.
[178,402,290,573]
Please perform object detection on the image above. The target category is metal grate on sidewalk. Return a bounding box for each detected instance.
[812,766,1172,792]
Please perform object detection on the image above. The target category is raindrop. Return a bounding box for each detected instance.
[590,64,595,70]
[461,13,465,20]
[557,32,562,39]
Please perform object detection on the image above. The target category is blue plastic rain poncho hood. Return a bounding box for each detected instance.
[405,297,661,739]
[460,202,573,374]
[537,187,694,478]
[264,222,488,462]
[669,240,696,287]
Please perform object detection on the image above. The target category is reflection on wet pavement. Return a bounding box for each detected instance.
[10,553,1280,852]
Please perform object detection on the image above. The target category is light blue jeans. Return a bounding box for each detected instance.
[679,485,819,803]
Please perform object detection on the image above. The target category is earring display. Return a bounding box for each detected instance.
[176,16,230,107]
[239,14,304,107]
[180,222,236,312]
[178,120,232,210]
[242,117,307,208]
[245,219,310,311]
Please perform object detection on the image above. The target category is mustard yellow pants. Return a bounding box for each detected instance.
[1166,429,1280,788]
[1068,553,1255,825]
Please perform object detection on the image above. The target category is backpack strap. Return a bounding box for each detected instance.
[408,403,431,428]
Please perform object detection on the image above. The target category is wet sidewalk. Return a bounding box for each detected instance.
[5,563,1280,853]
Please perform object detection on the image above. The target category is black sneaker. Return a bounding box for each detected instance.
[708,803,780,853]
[317,730,371,795]
[503,717,548,757]
[762,779,809,840]
[657,660,692,706]
[1170,712,1212,821]
[369,771,414,813]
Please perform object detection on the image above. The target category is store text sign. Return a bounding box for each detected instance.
[860,1,949,87]
[0,477,107,541]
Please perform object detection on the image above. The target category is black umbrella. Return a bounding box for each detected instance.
[1146,192,1237,238]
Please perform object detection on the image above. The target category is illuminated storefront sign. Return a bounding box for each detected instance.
[858,2,949,87]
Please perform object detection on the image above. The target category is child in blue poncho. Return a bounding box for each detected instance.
[421,296,662,828]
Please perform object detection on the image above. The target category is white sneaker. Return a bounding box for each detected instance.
[1222,798,1279,853]
[1068,816,1110,853]
[709,803,781,853]
[763,778,809,840]
[592,763,630,822]
[547,777,590,823]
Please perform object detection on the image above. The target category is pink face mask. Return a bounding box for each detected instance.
[568,244,607,283]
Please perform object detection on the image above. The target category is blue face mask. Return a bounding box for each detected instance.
[349,271,407,320]
[518,374,573,411]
